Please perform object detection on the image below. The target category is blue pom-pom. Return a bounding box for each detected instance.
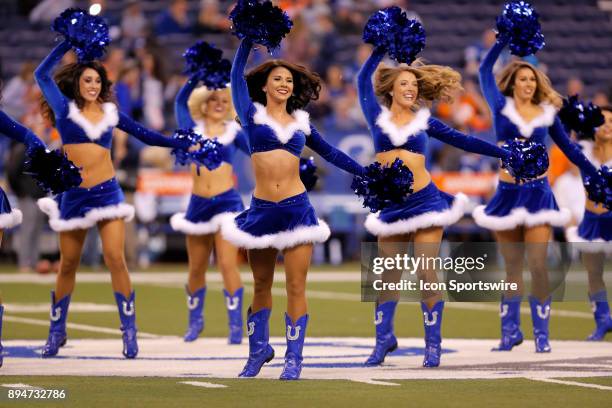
[171,128,202,166]
[351,158,414,213]
[183,41,231,90]
[24,146,82,194]
[584,166,612,211]
[52,8,110,62]
[496,1,544,56]
[502,139,549,183]
[299,156,318,191]
[363,7,425,64]
[559,95,605,140]
[229,0,293,53]
[191,138,223,172]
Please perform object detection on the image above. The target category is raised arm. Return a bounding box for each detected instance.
[427,117,510,159]
[174,75,199,129]
[478,38,508,112]
[0,111,45,148]
[117,112,190,149]
[357,47,385,127]
[306,126,364,176]
[34,41,72,118]
[231,39,255,126]
[549,116,599,178]
[234,129,251,155]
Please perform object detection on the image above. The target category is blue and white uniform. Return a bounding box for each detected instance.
[0,111,45,228]
[34,42,191,231]
[170,76,250,235]
[358,48,511,237]
[221,40,364,250]
[472,39,599,230]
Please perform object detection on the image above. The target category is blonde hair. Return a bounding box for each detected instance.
[374,59,463,109]
[187,86,236,121]
[497,61,562,108]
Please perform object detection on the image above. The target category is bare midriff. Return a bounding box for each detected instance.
[585,197,610,215]
[376,149,431,192]
[497,139,547,184]
[191,162,236,198]
[63,143,115,188]
[251,150,304,202]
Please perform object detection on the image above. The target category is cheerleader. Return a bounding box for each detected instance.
[358,34,517,367]
[171,75,250,343]
[34,40,193,359]
[472,31,604,352]
[222,2,367,379]
[565,105,612,340]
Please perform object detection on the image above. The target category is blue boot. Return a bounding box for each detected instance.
[529,296,551,353]
[0,304,4,367]
[224,288,243,344]
[421,300,444,368]
[184,286,206,342]
[238,308,275,377]
[364,301,398,366]
[280,313,309,380]
[42,292,70,358]
[114,291,138,359]
[492,296,523,351]
[587,291,612,341]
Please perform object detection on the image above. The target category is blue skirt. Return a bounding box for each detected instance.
[566,210,612,254]
[38,178,134,232]
[170,188,245,235]
[0,187,22,229]
[472,177,570,230]
[365,182,469,236]
[221,191,330,250]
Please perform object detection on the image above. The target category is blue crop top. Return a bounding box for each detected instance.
[231,39,364,176]
[174,75,250,164]
[358,47,510,160]
[0,110,45,148]
[480,39,599,179]
[35,42,190,151]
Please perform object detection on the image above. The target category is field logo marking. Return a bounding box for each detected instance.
[247,322,255,336]
[374,311,383,325]
[50,307,62,322]
[537,304,550,320]
[187,297,199,310]
[226,296,239,311]
[500,304,509,318]
[122,301,135,316]
[287,325,301,341]
[423,311,438,326]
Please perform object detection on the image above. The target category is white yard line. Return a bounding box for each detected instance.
[350,379,400,386]
[528,377,612,391]
[1,384,43,389]
[179,381,228,389]
[4,315,160,338]
[3,303,116,313]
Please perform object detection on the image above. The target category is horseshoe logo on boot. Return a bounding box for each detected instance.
[423,311,438,326]
[50,307,62,322]
[374,311,383,325]
[536,304,550,320]
[247,322,255,336]
[226,296,239,311]
[287,325,301,341]
[123,301,135,316]
[500,304,509,318]
[187,296,199,310]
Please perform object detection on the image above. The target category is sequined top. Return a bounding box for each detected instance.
[231,40,364,176]
[0,110,44,148]
[358,48,509,159]
[174,76,250,164]
[35,41,189,150]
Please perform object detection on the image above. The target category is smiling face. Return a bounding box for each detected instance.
[263,66,294,105]
[595,110,612,143]
[512,67,538,102]
[203,89,231,122]
[391,70,418,110]
[79,68,102,103]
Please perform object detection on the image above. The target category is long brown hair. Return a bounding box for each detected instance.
[246,59,321,113]
[497,61,561,108]
[41,61,114,126]
[374,59,462,109]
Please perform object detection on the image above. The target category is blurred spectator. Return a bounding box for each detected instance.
[566,76,584,96]
[592,91,609,107]
[102,47,125,83]
[196,0,231,33]
[436,79,492,132]
[375,0,421,21]
[343,43,373,85]
[115,59,142,118]
[29,0,73,25]
[155,0,193,36]
[2,62,35,120]
[141,52,166,131]
[121,0,148,46]
[333,0,364,36]
[464,30,510,78]
[300,0,331,31]
[552,164,585,226]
